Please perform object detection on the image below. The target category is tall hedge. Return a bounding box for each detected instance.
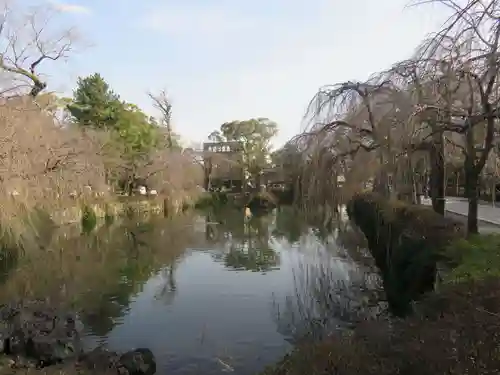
[347,192,464,316]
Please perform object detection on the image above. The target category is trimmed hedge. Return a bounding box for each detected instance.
[346,192,465,316]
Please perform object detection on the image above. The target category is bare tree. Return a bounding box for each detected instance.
[282,0,500,235]
[103,127,203,199]
[0,1,76,98]
[148,89,174,148]
[411,0,500,234]
[294,76,416,221]
[0,98,108,249]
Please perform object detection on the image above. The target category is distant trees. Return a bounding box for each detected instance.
[0,0,204,260]
[67,73,201,196]
[208,118,278,187]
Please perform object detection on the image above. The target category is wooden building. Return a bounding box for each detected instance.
[203,141,244,192]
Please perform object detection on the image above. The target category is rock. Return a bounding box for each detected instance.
[0,300,83,366]
[78,346,121,373]
[0,300,156,375]
[78,347,156,375]
[118,348,156,375]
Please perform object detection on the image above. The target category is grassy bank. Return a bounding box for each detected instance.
[51,194,195,226]
[264,195,500,375]
[194,191,279,213]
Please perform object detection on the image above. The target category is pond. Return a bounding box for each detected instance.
[0,206,379,375]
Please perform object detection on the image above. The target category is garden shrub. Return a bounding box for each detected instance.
[346,192,464,316]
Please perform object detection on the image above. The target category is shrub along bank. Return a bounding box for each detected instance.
[347,192,464,316]
[263,193,500,375]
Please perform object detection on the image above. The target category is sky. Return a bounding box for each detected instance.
[21,0,450,148]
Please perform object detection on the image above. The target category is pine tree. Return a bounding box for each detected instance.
[68,73,123,129]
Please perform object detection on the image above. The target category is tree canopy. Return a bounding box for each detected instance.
[68,73,123,129]
[209,118,278,184]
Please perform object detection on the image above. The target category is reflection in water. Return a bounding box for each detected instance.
[272,206,308,243]
[0,207,374,375]
[0,215,200,337]
[207,210,281,272]
[153,263,178,305]
[273,249,383,344]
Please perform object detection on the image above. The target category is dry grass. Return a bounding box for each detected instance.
[265,277,500,375]
[273,247,382,344]
[0,98,203,257]
[0,98,108,252]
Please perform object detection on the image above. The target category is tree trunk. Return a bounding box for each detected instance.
[464,166,479,235]
[373,172,390,197]
[493,182,497,206]
[490,181,496,206]
[372,148,390,197]
[429,136,445,215]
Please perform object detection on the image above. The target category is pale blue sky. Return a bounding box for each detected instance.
[33,0,448,147]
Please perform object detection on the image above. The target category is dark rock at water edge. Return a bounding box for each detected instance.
[0,299,83,367]
[0,300,156,374]
[78,347,156,375]
[118,348,156,375]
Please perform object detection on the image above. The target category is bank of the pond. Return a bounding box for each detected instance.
[0,300,156,375]
[264,274,500,375]
[51,195,194,227]
[194,191,279,212]
[263,194,500,375]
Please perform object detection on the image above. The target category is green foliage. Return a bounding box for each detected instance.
[69,73,168,191]
[194,192,229,210]
[68,73,122,128]
[209,118,278,183]
[444,234,500,283]
[224,245,279,272]
[69,73,162,157]
[81,205,98,234]
[104,204,115,225]
[347,192,465,316]
[221,118,277,175]
[114,103,162,157]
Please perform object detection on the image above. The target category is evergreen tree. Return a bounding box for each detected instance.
[68,73,123,129]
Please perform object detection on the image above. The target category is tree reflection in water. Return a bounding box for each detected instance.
[153,263,178,306]
[272,206,308,244]
[206,209,281,272]
[0,214,199,337]
[272,220,384,344]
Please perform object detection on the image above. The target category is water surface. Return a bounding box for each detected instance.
[0,207,374,375]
